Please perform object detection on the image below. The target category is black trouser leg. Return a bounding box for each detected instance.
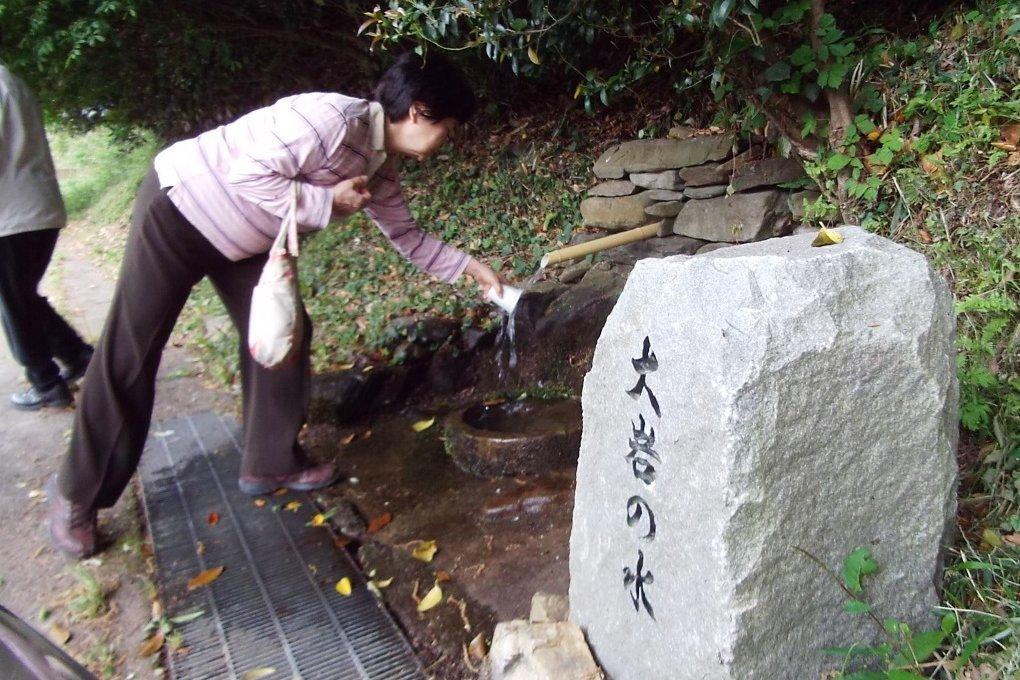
[0,228,84,389]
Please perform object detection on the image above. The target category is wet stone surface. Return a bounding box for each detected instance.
[303,413,574,680]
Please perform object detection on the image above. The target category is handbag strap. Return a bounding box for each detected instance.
[271,182,301,257]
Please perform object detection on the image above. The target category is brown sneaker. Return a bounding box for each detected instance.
[237,461,341,496]
[46,477,98,559]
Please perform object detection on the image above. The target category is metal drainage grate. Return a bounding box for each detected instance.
[138,411,424,680]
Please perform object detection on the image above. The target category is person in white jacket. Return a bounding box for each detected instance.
[0,61,93,410]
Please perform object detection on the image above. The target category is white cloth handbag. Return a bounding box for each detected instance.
[248,183,303,369]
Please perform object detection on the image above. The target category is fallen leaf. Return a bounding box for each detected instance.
[412,418,436,432]
[1002,124,1020,147]
[334,536,351,549]
[151,600,163,620]
[338,362,355,370]
[435,570,452,583]
[242,668,277,680]
[169,610,205,625]
[361,430,373,440]
[411,540,438,563]
[207,512,219,526]
[340,433,356,446]
[1007,151,1020,167]
[187,566,225,591]
[284,501,301,512]
[138,632,164,658]
[983,528,1004,548]
[196,541,205,556]
[811,228,844,247]
[918,229,933,244]
[367,512,392,534]
[254,499,267,508]
[28,489,44,499]
[372,577,394,589]
[1004,533,1020,547]
[310,513,326,526]
[991,141,1017,152]
[335,577,353,596]
[468,632,488,663]
[417,584,443,612]
[49,622,71,645]
[273,488,288,497]
[866,129,882,142]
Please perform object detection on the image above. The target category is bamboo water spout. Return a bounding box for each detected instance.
[540,221,669,268]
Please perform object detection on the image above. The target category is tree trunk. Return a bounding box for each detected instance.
[811,0,858,224]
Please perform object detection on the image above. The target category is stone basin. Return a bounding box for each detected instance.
[444,397,582,477]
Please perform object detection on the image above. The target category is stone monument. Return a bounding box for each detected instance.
[569,227,958,679]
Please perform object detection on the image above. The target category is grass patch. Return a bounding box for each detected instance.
[67,566,114,621]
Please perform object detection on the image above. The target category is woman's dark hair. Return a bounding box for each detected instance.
[374,52,476,124]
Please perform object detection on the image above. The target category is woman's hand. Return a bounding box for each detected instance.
[332,175,372,215]
[464,258,506,300]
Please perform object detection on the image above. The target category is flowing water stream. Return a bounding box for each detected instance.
[496,263,546,380]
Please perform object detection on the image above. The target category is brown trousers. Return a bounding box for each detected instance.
[58,169,311,509]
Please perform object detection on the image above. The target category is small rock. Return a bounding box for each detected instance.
[587,180,637,197]
[672,190,787,243]
[684,184,728,200]
[559,260,593,284]
[789,189,822,220]
[667,125,696,139]
[605,235,704,266]
[629,170,684,191]
[695,242,733,255]
[594,136,734,177]
[678,163,731,187]
[580,191,658,231]
[530,592,569,623]
[645,189,685,201]
[488,620,602,680]
[645,201,684,218]
[729,158,808,193]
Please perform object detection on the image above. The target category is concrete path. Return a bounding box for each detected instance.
[0,223,232,678]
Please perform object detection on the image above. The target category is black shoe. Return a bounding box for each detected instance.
[11,381,72,411]
[59,345,94,384]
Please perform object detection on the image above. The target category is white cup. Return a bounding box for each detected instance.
[486,285,523,314]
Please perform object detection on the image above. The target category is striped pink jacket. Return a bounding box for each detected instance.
[153,93,470,283]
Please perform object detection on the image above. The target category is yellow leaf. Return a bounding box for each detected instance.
[49,622,71,645]
[138,632,164,658]
[411,540,438,563]
[284,501,301,512]
[187,566,225,591]
[242,668,277,680]
[412,418,436,432]
[417,584,443,612]
[372,577,394,589]
[527,47,541,66]
[866,129,882,142]
[311,514,326,526]
[338,362,355,370]
[573,83,583,100]
[811,228,844,247]
[335,577,353,596]
[983,528,1004,548]
[254,499,267,508]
